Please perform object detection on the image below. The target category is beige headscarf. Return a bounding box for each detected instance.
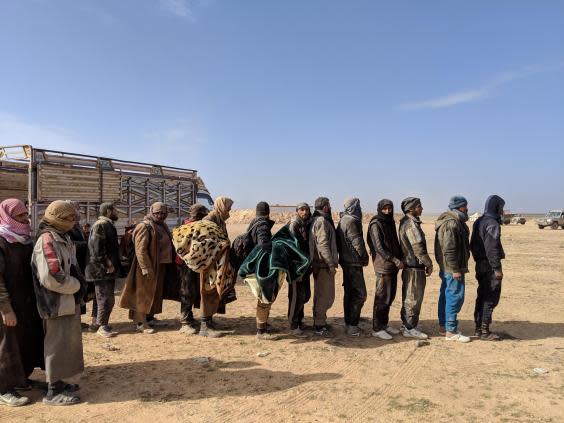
[213,197,233,220]
[43,200,77,233]
[147,202,168,223]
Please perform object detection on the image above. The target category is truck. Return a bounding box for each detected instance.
[0,145,213,234]
[536,210,564,230]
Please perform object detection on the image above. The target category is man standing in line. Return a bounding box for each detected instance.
[398,197,432,340]
[288,202,312,336]
[435,195,471,343]
[85,203,122,338]
[471,195,506,341]
[367,199,404,340]
[336,198,369,337]
[309,197,338,337]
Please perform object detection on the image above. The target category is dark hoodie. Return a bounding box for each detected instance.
[247,216,275,253]
[434,211,470,274]
[471,195,506,273]
[367,199,403,274]
[336,199,369,267]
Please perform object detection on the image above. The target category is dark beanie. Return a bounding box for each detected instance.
[99,202,115,217]
[189,204,209,219]
[256,201,270,217]
[449,195,468,210]
[401,197,421,214]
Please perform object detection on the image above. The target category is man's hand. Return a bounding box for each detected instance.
[329,267,337,275]
[453,272,463,281]
[494,270,503,280]
[2,310,17,327]
[425,266,433,277]
[393,258,405,270]
[141,268,149,276]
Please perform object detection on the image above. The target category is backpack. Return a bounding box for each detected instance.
[231,221,260,268]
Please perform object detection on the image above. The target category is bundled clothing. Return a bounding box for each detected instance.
[471,195,506,333]
[309,210,338,328]
[368,200,403,332]
[398,209,432,330]
[336,198,369,327]
[31,202,86,385]
[0,200,44,394]
[288,213,312,329]
[119,206,180,325]
[85,215,122,327]
[434,206,470,333]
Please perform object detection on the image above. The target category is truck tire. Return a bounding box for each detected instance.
[551,222,559,230]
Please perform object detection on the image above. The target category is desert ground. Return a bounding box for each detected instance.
[4,218,564,423]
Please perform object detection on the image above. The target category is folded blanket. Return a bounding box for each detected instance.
[238,225,311,304]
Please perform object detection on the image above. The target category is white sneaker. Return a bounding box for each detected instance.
[385,326,400,336]
[445,332,471,343]
[402,327,428,340]
[372,330,393,340]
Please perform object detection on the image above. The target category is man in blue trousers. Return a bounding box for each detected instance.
[434,196,471,343]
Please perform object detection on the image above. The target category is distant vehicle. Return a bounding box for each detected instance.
[509,214,526,225]
[536,210,564,230]
[0,145,212,234]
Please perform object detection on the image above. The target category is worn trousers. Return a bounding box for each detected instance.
[200,277,221,319]
[312,267,335,327]
[400,268,426,330]
[256,300,272,329]
[438,271,465,332]
[373,272,398,331]
[288,269,311,329]
[342,266,367,327]
[474,271,502,329]
[91,279,116,327]
[178,264,200,324]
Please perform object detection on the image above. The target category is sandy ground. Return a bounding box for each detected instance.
[4,221,564,423]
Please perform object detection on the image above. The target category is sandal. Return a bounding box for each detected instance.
[42,391,80,406]
[480,332,501,341]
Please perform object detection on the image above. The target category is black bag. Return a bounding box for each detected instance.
[231,221,259,269]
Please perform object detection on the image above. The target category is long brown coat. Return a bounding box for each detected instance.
[119,220,179,315]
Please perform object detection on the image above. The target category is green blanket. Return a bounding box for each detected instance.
[238,224,311,304]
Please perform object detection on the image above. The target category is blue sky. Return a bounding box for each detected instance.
[1,0,563,212]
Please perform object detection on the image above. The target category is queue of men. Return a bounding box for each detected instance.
[0,193,507,407]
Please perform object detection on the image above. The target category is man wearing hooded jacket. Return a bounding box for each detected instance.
[367,199,404,340]
[471,195,506,341]
[336,197,369,337]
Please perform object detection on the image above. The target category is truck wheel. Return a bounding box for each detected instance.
[551,222,559,230]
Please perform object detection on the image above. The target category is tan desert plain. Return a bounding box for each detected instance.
[4,213,564,423]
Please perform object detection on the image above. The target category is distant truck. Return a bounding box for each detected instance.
[0,145,213,234]
[536,210,564,230]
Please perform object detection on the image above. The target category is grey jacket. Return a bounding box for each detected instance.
[399,214,432,270]
[336,214,369,267]
[309,211,338,269]
[434,211,470,274]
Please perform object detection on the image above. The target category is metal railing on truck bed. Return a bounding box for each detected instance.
[0,145,198,234]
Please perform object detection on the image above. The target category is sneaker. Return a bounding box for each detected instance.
[136,323,156,334]
[256,330,279,340]
[97,325,117,338]
[87,324,99,333]
[438,326,446,336]
[42,391,80,406]
[346,325,361,337]
[0,390,30,407]
[445,332,471,343]
[402,327,429,340]
[179,324,198,335]
[480,331,501,341]
[289,327,308,338]
[314,326,333,338]
[372,330,393,340]
[385,326,400,336]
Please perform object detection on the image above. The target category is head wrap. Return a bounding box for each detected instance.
[401,197,421,214]
[343,197,362,220]
[0,199,31,244]
[189,204,209,220]
[213,196,234,220]
[448,195,468,210]
[43,200,77,233]
[296,202,310,211]
[256,201,270,217]
[376,199,395,222]
[484,195,505,222]
[314,197,330,211]
[99,202,115,217]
